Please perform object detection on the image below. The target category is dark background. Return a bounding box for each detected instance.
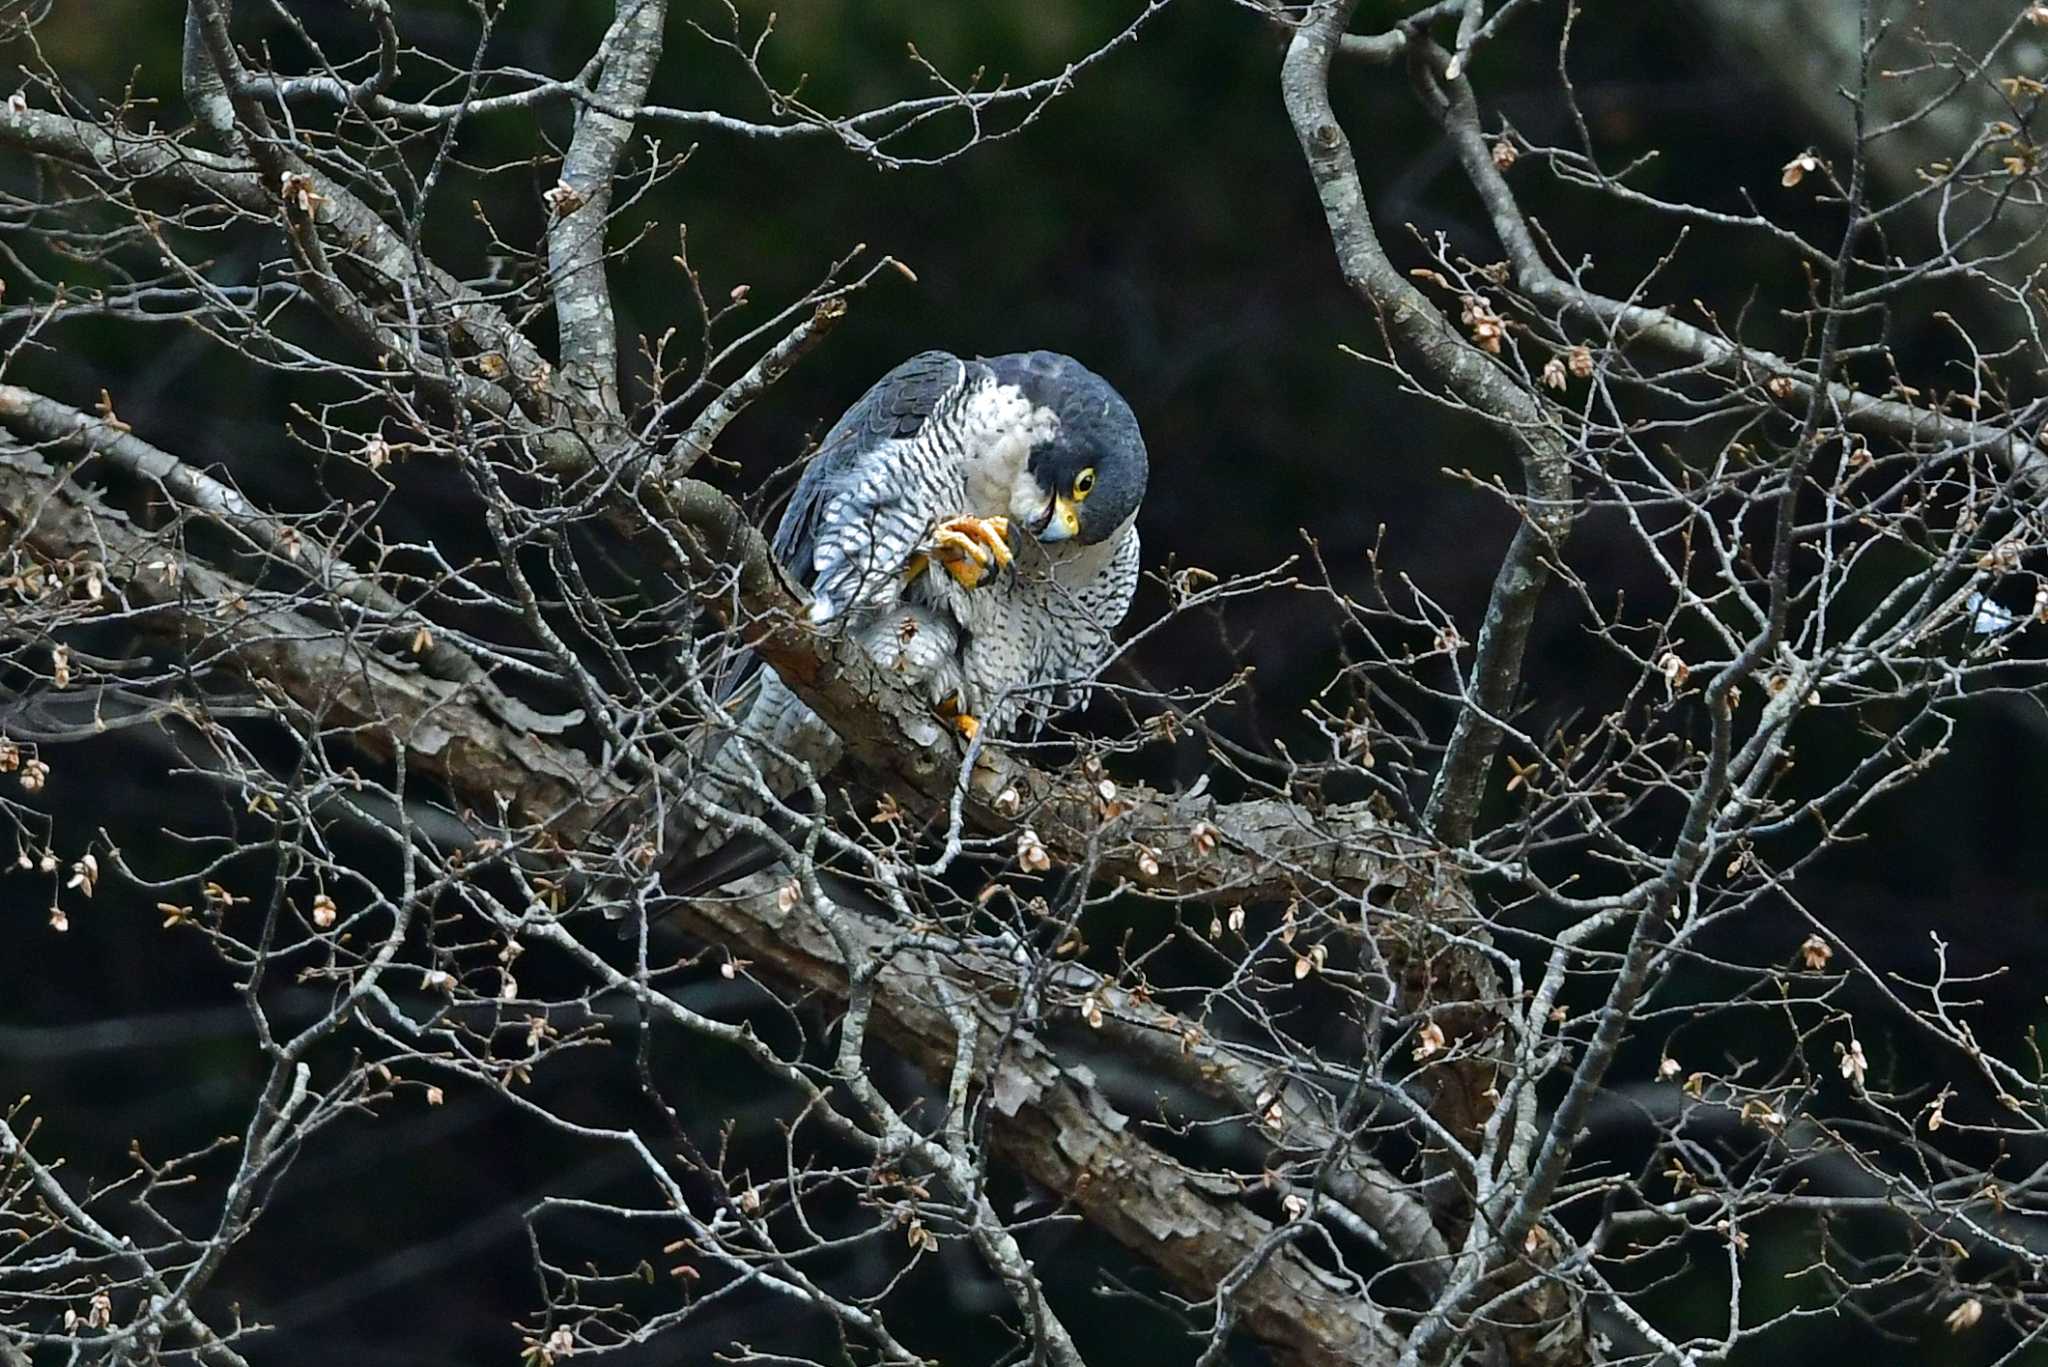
[4,2,2043,1362]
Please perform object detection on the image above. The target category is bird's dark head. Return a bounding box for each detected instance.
[987,351,1147,546]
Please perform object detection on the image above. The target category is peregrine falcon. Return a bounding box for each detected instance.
[677,349,1147,874]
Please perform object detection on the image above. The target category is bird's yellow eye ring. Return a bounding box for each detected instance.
[1073,467,1096,500]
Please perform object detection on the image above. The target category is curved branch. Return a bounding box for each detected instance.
[1425,45,2048,491]
[1279,0,1571,852]
[547,0,668,420]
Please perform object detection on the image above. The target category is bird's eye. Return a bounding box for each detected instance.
[1073,467,1096,499]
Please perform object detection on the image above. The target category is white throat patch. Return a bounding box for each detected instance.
[954,380,1059,519]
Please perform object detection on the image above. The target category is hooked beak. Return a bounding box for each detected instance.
[1034,495,1081,543]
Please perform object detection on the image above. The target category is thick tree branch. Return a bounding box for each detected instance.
[0,385,573,738]
[669,880,1404,1367]
[0,441,608,823]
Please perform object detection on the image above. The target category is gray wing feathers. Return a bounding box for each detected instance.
[774,350,964,614]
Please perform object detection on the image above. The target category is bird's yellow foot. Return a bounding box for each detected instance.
[936,691,982,742]
[927,515,1012,590]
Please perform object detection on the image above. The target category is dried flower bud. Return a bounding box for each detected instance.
[1979,538,2025,573]
[1740,1098,1785,1131]
[542,180,584,218]
[279,170,326,215]
[1413,1020,1447,1060]
[1459,294,1505,354]
[1839,1037,1868,1087]
[1799,934,1833,971]
[1780,151,1820,187]
[1016,828,1051,872]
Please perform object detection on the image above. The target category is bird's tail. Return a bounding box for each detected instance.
[599,672,841,913]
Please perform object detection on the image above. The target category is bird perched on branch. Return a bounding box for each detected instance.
[668,349,1147,887]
